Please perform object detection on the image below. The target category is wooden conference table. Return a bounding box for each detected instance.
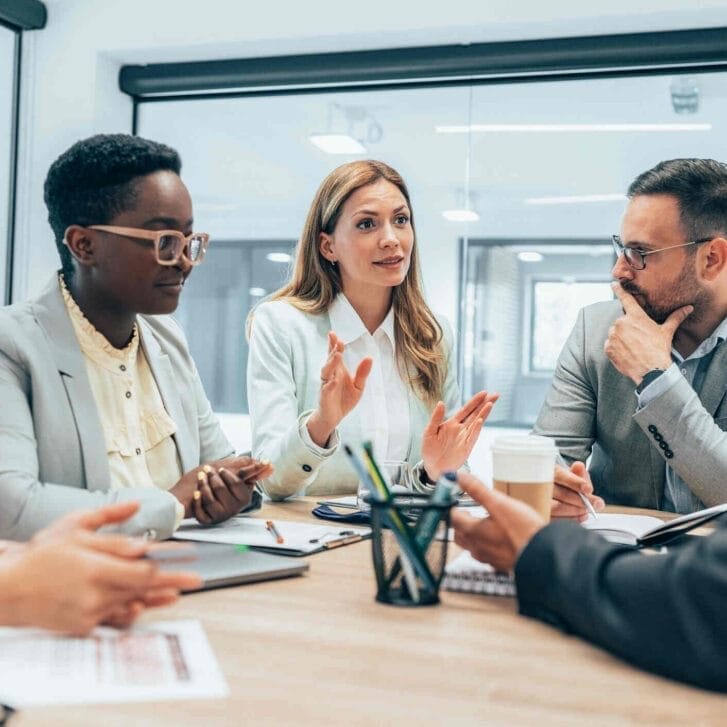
[17,501,726,726]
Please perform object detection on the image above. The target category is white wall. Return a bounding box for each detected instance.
[14,0,727,315]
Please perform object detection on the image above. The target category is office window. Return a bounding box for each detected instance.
[174,239,295,413]
[529,279,613,372]
[137,86,469,413]
[0,25,16,304]
[136,68,724,418]
[461,242,613,426]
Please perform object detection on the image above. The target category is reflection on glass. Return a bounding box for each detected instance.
[462,243,613,427]
[136,69,723,417]
[531,280,612,371]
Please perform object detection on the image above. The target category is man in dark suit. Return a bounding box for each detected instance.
[451,472,727,692]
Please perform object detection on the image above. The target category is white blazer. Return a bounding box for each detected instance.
[247,298,461,499]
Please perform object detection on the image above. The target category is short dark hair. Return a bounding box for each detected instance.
[628,158,727,242]
[44,133,181,279]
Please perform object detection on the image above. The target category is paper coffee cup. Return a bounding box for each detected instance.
[491,434,556,521]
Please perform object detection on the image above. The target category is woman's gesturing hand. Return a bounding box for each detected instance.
[421,391,499,481]
[306,331,373,448]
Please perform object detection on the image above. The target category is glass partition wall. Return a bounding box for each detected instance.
[0,24,18,304]
[137,69,725,424]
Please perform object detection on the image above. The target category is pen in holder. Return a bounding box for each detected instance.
[369,494,453,607]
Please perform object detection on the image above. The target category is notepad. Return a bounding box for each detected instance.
[582,503,727,547]
[174,517,371,556]
[442,551,516,597]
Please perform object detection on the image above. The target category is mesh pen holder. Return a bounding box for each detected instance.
[369,494,453,607]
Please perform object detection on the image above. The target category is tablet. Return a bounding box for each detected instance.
[154,542,309,591]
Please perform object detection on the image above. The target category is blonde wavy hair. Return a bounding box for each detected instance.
[268,159,446,407]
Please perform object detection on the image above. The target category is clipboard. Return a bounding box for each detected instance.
[174,516,371,556]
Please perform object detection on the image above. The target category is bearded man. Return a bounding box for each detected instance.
[533,158,727,515]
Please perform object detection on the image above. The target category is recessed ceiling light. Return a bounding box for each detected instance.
[308,133,366,154]
[517,251,544,263]
[249,287,266,297]
[266,252,292,264]
[435,123,711,134]
[442,209,480,222]
[525,194,627,205]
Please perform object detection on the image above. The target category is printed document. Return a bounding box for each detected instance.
[0,620,227,707]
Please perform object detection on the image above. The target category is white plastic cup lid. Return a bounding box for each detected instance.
[490,434,556,456]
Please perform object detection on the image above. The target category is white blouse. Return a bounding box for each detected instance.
[300,294,411,463]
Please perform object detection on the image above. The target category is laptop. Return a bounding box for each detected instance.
[154,542,309,591]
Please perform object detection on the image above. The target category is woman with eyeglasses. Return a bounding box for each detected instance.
[247,160,497,500]
[0,133,272,541]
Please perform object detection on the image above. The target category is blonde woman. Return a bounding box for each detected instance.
[248,160,497,500]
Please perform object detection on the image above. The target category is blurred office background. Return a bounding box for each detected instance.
[4,0,727,476]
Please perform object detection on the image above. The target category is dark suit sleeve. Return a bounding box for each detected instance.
[515,520,727,691]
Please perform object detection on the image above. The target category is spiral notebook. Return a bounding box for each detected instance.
[442,551,516,597]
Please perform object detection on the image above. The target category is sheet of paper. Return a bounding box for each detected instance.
[582,513,663,538]
[0,620,227,707]
[175,516,370,552]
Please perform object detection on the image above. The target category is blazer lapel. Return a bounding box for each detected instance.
[139,320,195,473]
[699,340,727,417]
[32,279,110,491]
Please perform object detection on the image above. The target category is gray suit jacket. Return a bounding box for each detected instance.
[534,301,727,509]
[0,277,234,540]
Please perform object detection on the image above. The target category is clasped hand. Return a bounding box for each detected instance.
[2,502,200,635]
[171,455,274,525]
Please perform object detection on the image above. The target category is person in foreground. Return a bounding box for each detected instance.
[450,472,727,692]
[0,501,200,635]
[248,160,497,499]
[535,158,727,518]
[0,134,272,541]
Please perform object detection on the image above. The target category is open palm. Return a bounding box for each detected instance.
[317,331,373,428]
[421,391,499,480]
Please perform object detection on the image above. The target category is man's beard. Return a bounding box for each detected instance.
[621,266,709,325]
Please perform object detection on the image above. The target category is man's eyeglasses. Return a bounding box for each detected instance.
[611,234,712,271]
[87,225,210,266]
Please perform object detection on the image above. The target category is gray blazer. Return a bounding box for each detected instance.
[0,277,233,540]
[534,301,727,509]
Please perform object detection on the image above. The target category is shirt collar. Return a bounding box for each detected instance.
[59,274,139,367]
[328,293,395,346]
[675,314,727,362]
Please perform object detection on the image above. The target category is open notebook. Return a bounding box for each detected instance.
[582,503,727,547]
[443,503,727,597]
